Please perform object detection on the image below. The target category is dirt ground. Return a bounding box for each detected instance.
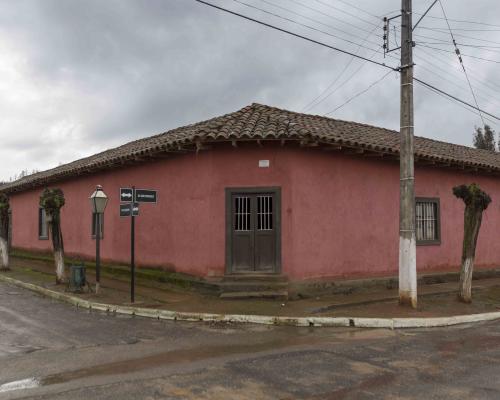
[4,256,500,318]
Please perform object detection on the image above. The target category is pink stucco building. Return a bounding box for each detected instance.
[2,103,499,291]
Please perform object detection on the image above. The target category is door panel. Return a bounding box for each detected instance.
[231,196,254,272]
[229,191,278,273]
[254,195,275,272]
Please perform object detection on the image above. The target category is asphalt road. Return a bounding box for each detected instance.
[1,281,500,399]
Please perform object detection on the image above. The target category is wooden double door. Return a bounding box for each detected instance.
[226,188,281,274]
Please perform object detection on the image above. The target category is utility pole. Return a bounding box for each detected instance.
[399,0,417,308]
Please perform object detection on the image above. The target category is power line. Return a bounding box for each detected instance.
[418,79,499,127]
[301,23,381,112]
[256,0,383,49]
[306,47,380,112]
[417,42,500,52]
[286,0,376,37]
[438,0,485,126]
[415,45,500,96]
[324,70,394,115]
[192,0,397,71]
[414,78,500,121]
[230,0,384,54]
[331,0,380,20]
[412,12,500,29]
[416,62,500,112]
[192,0,499,122]
[418,44,500,64]
[312,0,379,28]
[419,26,500,32]
[417,27,500,46]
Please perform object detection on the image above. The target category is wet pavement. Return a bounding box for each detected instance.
[1,281,500,399]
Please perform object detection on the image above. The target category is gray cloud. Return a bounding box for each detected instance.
[1,0,499,181]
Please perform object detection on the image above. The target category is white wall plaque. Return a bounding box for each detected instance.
[259,160,270,168]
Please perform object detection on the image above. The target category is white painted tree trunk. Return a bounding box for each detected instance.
[460,256,474,303]
[54,249,65,283]
[0,237,8,270]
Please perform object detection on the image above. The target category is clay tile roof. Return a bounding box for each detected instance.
[2,103,500,193]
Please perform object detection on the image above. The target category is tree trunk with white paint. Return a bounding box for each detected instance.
[50,218,65,284]
[458,206,483,303]
[40,188,66,284]
[0,237,8,271]
[0,194,9,271]
[453,184,492,303]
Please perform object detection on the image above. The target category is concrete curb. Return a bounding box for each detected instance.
[2,274,500,329]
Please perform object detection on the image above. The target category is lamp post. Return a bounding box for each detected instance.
[89,185,108,294]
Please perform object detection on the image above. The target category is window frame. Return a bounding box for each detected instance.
[38,207,49,240]
[91,212,104,240]
[415,197,441,246]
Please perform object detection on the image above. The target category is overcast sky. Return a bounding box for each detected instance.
[1,0,499,181]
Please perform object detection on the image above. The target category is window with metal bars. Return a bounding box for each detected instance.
[257,195,273,230]
[234,196,251,231]
[415,198,440,245]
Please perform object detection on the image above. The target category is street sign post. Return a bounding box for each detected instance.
[119,186,157,303]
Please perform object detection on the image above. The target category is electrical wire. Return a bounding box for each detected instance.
[414,78,500,121]
[324,70,394,115]
[311,0,379,28]
[256,0,383,48]
[417,27,500,46]
[305,47,381,112]
[438,0,485,126]
[191,0,397,71]
[412,12,500,29]
[417,81,498,127]
[286,0,376,36]
[332,0,381,20]
[192,0,498,122]
[418,44,500,64]
[415,45,500,96]
[420,26,500,32]
[301,23,381,112]
[230,0,384,54]
[414,48,500,106]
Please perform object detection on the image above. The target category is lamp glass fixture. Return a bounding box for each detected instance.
[89,185,108,214]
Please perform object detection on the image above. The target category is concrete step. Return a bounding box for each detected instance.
[219,274,288,293]
[219,290,289,300]
[222,274,288,283]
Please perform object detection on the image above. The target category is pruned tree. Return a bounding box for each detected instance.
[473,125,496,151]
[40,188,66,283]
[0,193,9,271]
[453,183,492,303]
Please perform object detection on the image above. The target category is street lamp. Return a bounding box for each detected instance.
[89,185,108,293]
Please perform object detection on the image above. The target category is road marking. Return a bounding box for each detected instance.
[0,378,40,393]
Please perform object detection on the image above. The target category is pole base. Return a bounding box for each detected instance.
[399,293,417,309]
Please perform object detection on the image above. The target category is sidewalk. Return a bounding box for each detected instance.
[4,256,500,319]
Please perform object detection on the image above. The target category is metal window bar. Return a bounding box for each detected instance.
[235,196,251,231]
[257,195,273,231]
[416,201,437,241]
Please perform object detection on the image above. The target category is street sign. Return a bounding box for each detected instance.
[135,189,157,203]
[120,203,139,217]
[119,185,157,304]
[120,188,134,203]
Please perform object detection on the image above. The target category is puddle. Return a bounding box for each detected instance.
[0,378,40,393]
